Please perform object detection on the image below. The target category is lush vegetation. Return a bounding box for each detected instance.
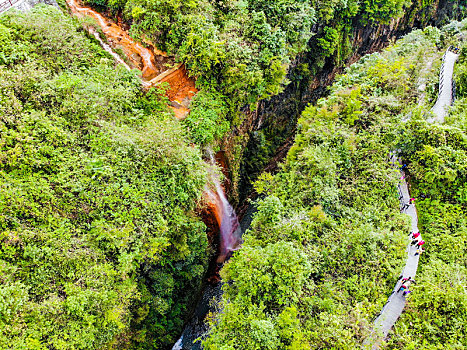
[385,21,467,349]
[2,1,467,349]
[0,7,210,349]
[233,0,466,199]
[74,0,466,215]
[104,0,314,102]
[81,0,466,148]
[204,21,467,348]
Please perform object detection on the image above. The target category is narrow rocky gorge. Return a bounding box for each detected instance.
[61,2,466,348]
[58,0,464,210]
[229,0,466,209]
[2,0,466,348]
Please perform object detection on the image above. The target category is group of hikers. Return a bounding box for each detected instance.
[397,276,416,296]
[387,154,427,299]
[397,162,426,298]
[410,230,425,255]
[395,230,425,296]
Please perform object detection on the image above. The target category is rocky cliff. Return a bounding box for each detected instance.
[226,0,466,211]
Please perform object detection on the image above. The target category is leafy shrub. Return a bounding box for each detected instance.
[183,90,230,145]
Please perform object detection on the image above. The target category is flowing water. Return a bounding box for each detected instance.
[64,3,242,346]
[66,0,169,83]
[205,152,242,263]
[171,152,244,350]
[88,27,131,70]
[65,0,198,119]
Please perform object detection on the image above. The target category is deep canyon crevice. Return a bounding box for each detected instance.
[227,0,466,216]
[57,1,466,348]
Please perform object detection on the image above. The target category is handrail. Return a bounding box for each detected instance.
[452,78,456,103]
[436,46,459,103]
[0,0,21,12]
[450,46,458,103]
[365,46,459,348]
[430,47,460,123]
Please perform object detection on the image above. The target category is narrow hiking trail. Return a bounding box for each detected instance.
[365,159,420,348]
[365,46,460,348]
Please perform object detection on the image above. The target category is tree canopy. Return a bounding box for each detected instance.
[0,7,210,349]
[204,22,467,349]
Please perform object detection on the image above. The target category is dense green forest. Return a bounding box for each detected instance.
[77,0,466,206]
[84,0,466,148]
[1,0,467,349]
[204,22,467,349]
[0,7,210,349]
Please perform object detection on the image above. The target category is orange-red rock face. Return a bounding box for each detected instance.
[65,0,197,119]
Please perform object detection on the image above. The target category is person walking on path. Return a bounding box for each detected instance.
[401,277,415,284]
[412,235,424,246]
[409,231,420,239]
[398,277,415,293]
[402,197,416,211]
[400,277,415,296]
[398,282,409,293]
[415,246,425,256]
[416,240,425,249]
[402,290,412,297]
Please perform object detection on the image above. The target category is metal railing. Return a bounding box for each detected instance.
[0,0,21,13]
[450,46,459,103]
[435,50,448,103]
[434,46,459,108]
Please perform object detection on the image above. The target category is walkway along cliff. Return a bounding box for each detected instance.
[365,46,460,349]
[230,0,466,212]
[430,47,460,122]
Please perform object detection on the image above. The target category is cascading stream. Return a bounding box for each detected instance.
[205,151,242,263]
[88,27,131,70]
[171,152,244,350]
[64,2,242,345]
[66,0,162,82]
[65,0,197,120]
